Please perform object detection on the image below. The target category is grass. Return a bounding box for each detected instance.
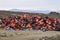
[40,35,60,40]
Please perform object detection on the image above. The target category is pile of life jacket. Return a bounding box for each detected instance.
[0,14,60,31]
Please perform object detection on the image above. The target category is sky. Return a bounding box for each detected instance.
[0,0,60,11]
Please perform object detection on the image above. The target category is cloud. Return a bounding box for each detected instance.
[0,0,60,10]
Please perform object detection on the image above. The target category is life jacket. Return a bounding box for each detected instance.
[46,20,49,24]
[27,24,32,28]
[15,19,18,23]
[53,23,56,28]
[7,19,10,23]
[43,24,46,27]
[39,21,44,26]
[10,23,15,28]
[54,20,57,24]
[21,24,25,28]
[48,26,52,30]
[2,23,6,28]
[10,19,15,23]
[36,19,38,22]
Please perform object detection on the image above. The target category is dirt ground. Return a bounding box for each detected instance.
[0,30,60,40]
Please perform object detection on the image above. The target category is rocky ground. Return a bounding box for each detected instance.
[0,29,60,40]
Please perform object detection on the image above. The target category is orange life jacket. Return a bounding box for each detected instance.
[27,24,32,28]
[39,21,43,26]
[10,23,15,28]
[54,20,57,24]
[10,19,15,23]
[46,20,49,24]
[53,23,56,28]
[48,26,52,30]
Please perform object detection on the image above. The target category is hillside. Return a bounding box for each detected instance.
[0,10,60,19]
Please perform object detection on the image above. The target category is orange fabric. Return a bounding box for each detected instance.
[53,23,56,27]
[46,20,49,24]
[39,21,43,25]
[2,24,6,28]
[10,23,15,28]
[10,19,14,23]
[27,24,32,28]
[48,26,52,30]
[54,20,57,24]
[16,28,19,30]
